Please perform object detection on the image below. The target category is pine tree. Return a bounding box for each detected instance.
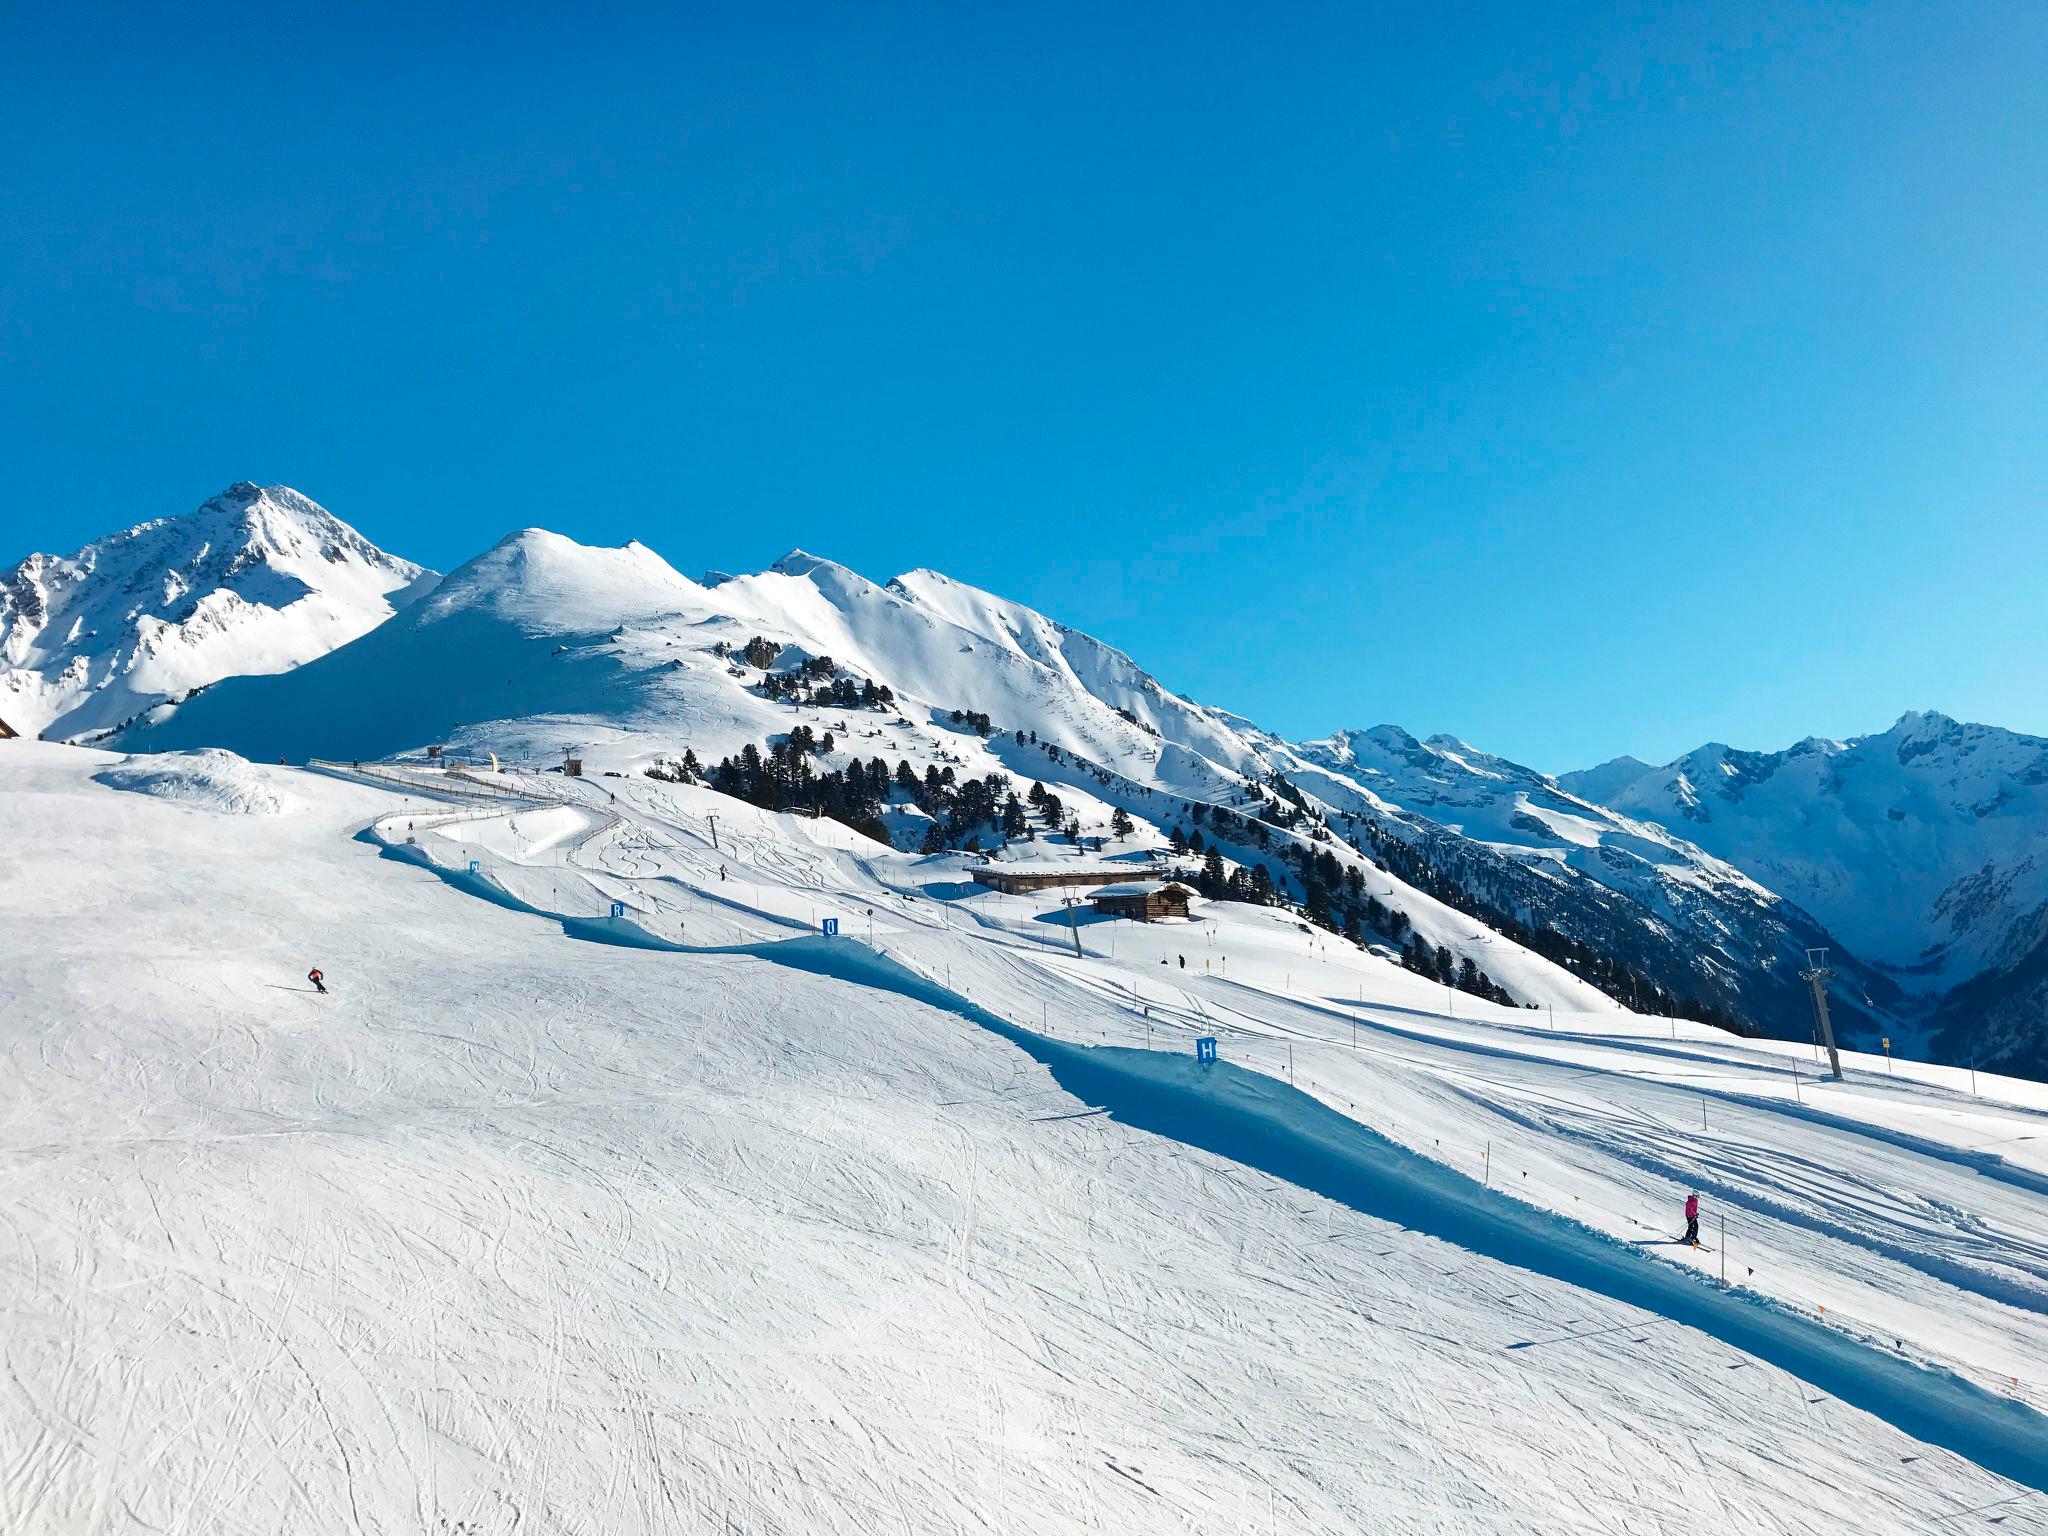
[1304,878,1333,926]
[1110,807,1134,840]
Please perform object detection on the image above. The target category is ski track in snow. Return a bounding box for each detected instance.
[4,743,2048,1533]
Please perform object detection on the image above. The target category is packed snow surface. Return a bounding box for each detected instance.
[92,747,303,815]
[4,740,2047,1532]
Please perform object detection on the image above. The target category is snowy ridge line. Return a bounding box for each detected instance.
[737,937,2048,1495]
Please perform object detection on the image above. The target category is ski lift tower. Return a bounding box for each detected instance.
[1799,948,1844,1081]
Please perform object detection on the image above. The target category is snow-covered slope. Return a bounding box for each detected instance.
[6,739,2047,1529]
[1566,714,2048,1069]
[0,482,433,742]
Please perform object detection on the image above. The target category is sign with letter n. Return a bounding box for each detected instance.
[821,918,840,937]
[610,901,626,919]
[467,859,480,875]
[1196,1036,1217,1065]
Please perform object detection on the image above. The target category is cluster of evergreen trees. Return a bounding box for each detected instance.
[695,733,1040,856]
[746,653,895,711]
[1173,843,1281,905]
[703,738,894,844]
[905,764,1015,852]
[760,669,897,711]
[723,635,780,670]
[947,708,995,736]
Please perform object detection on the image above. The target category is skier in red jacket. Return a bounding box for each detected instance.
[1683,1192,1700,1247]
[308,967,326,995]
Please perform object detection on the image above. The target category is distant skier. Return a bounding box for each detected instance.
[308,967,326,995]
[1683,1192,1700,1247]
[1178,954,1186,969]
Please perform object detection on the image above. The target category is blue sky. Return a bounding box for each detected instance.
[3,1,2041,771]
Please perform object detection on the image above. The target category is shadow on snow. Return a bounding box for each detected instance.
[757,937,2048,1498]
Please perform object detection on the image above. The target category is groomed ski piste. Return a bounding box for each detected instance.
[5,739,2048,1533]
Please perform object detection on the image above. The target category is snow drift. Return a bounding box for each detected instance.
[93,748,303,815]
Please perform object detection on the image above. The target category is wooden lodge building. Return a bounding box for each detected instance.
[969,865,1160,895]
[1088,881,1195,922]
[0,715,17,740]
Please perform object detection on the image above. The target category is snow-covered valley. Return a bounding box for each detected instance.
[4,740,2046,1532]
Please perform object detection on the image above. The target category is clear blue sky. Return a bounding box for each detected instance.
[3,2,2041,771]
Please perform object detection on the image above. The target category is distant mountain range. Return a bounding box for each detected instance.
[8,483,2042,1074]
[1562,718,2048,1074]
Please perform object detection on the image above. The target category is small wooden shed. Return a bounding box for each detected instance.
[0,714,17,741]
[1089,881,1194,922]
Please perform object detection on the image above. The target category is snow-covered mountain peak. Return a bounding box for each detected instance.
[756,549,891,609]
[1893,708,1960,739]
[1562,754,1656,808]
[1,483,432,742]
[426,529,703,632]
[767,548,836,577]
[1563,716,2048,1012]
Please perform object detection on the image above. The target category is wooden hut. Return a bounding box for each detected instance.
[1088,881,1194,922]
[0,714,17,741]
[970,865,1158,895]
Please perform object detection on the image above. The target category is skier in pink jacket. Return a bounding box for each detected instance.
[1683,1192,1701,1247]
